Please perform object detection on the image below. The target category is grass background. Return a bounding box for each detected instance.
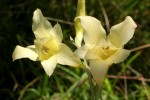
[0,0,150,100]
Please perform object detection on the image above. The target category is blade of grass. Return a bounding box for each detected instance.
[61,72,88,99]
[57,65,80,79]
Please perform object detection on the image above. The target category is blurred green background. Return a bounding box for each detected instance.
[0,0,150,100]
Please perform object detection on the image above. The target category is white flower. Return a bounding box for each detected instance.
[12,9,80,76]
[75,16,137,85]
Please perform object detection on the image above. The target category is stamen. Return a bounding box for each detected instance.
[101,45,109,55]
[41,46,49,54]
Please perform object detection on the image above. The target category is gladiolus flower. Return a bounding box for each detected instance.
[75,16,137,85]
[12,9,80,76]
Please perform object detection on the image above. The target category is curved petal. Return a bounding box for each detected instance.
[89,59,111,85]
[57,43,81,67]
[107,48,131,64]
[50,23,63,43]
[12,45,38,61]
[41,56,57,76]
[32,8,52,39]
[108,16,137,47]
[74,44,90,59]
[75,16,106,45]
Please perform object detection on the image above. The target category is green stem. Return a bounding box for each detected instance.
[83,60,103,100]
[83,60,95,100]
[95,84,103,100]
[95,84,100,100]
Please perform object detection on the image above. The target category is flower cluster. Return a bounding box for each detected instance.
[12,0,137,86]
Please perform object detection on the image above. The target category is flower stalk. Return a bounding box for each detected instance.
[83,60,95,100]
[83,60,103,100]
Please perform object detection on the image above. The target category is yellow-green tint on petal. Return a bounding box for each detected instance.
[75,19,83,47]
[75,0,86,47]
[100,45,117,60]
[12,45,38,61]
[34,37,59,61]
[85,44,117,60]
[32,9,52,39]
[76,0,86,16]
[85,45,130,62]
[75,16,106,45]
[108,16,137,48]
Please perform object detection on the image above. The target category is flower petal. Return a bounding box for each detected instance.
[41,56,57,76]
[74,44,90,59]
[107,48,131,64]
[12,45,38,61]
[85,47,101,60]
[57,43,81,67]
[32,8,52,39]
[27,45,37,52]
[89,59,110,85]
[108,16,137,47]
[50,23,63,43]
[75,16,106,45]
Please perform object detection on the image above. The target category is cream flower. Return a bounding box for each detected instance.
[12,9,80,76]
[75,16,137,85]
